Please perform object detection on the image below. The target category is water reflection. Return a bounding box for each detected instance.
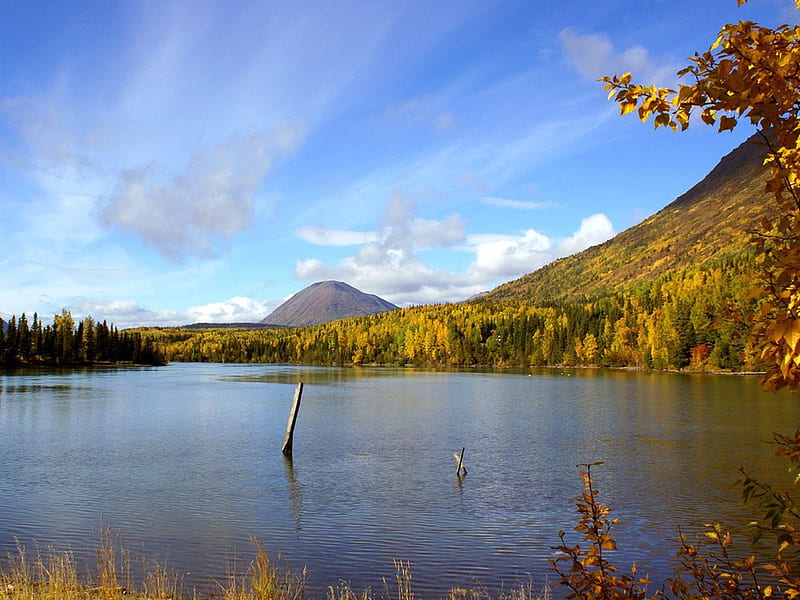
[283,456,303,532]
[0,364,797,597]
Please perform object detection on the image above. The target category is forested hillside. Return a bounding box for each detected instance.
[143,253,760,370]
[484,134,771,305]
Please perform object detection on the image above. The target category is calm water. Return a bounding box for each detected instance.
[0,364,797,597]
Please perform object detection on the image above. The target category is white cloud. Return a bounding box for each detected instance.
[62,298,177,329]
[295,253,482,306]
[62,295,274,329]
[186,296,269,323]
[482,196,556,210]
[410,213,466,247]
[295,193,616,305]
[298,195,466,252]
[557,213,614,254]
[100,125,305,259]
[296,226,378,246]
[295,193,481,304]
[558,27,678,85]
[468,229,552,280]
[468,213,614,280]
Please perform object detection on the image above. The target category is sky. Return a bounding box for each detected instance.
[0,0,795,328]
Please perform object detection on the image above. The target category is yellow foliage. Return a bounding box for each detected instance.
[602,0,800,391]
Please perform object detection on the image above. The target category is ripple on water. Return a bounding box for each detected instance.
[1,365,798,597]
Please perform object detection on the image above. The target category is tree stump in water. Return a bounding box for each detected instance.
[281,382,304,456]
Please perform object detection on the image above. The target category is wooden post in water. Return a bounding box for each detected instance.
[454,447,467,476]
[281,382,304,456]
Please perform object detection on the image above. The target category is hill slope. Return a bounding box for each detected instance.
[262,281,398,327]
[483,134,773,305]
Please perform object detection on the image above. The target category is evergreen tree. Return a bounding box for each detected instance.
[17,313,30,362]
[5,316,17,363]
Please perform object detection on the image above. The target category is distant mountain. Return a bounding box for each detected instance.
[261,281,398,327]
[466,291,490,301]
[181,322,286,330]
[482,134,774,305]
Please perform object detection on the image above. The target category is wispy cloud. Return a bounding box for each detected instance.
[100,125,305,259]
[381,95,457,133]
[0,96,94,171]
[482,196,557,210]
[297,226,378,247]
[559,27,679,85]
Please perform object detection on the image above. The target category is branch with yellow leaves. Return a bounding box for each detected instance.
[602,1,800,391]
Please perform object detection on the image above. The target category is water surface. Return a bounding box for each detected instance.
[0,364,796,596]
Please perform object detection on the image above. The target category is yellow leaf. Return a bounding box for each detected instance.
[701,108,717,125]
[620,102,637,116]
[786,320,800,352]
[782,351,794,378]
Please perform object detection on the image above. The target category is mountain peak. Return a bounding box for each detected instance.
[261,281,398,327]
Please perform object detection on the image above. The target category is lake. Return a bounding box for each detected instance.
[0,363,797,597]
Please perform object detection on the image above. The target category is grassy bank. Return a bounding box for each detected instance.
[0,532,544,600]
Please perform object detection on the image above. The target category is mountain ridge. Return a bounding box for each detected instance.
[481,134,774,305]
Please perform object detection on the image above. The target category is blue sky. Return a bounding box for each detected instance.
[0,0,793,327]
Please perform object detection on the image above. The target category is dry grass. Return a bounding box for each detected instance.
[446,579,546,600]
[0,533,547,600]
[219,538,306,600]
[0,529,182,600]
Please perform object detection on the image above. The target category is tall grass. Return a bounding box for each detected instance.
[220,538,305,600]
[0,530,182,600]
[0,532,546,600]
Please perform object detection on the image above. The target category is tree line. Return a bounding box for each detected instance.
[0,309,164,366]
[143,256,762,371]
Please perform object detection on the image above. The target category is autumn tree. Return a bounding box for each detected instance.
[600,4,800,598]
[602,0,800,391]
